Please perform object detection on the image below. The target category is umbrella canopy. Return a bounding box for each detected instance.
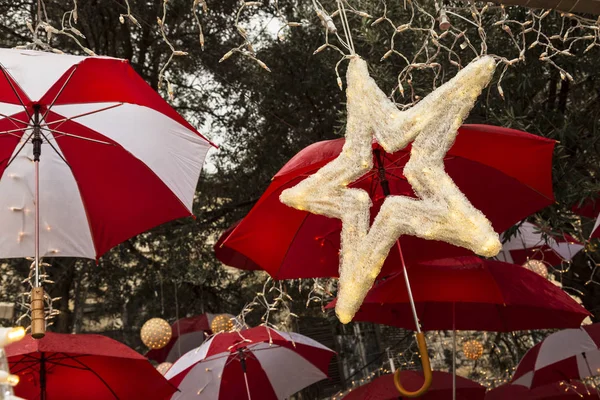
[5,332,176,400]
[342,371,486,400]
[0,48,215,260]
[326,256,589,331]
[572,197,600,239]
[486,381,598,399]
[214,222,260,271]
[165,326,335,400]
[512,323,600,388]
[496,222,583,266]
[217,124,555,279]
[147,314,236,364]
[592,215,600,239]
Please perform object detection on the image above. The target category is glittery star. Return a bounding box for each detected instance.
[280,56,502,323]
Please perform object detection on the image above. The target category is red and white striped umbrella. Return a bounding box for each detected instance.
[147,314,239,364]
[572,197,600,239]
[165,326,335,400]
[591,215,600,239]
[512,323,600,388]
[496,222,583,266]
[0,48,214,261]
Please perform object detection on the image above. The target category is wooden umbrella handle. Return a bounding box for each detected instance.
[31,287,45,339]
[393,332,432,398]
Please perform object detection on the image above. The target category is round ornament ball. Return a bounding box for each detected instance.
[462,339,484,360]
[156,362,173,376]
[522,259,548,279]
[211,314,234,333]
[141,318,172,350]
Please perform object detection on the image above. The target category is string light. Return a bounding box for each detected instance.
[522,259,549,278]
[280,56,501,323]
[141,318,172,350]
[463,339,484,360]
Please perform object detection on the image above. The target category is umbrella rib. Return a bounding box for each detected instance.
[351,170,376,186]
[0,127,29,135]
[0,126,28,139]
[0,64,31,120]
[43,103,124,130]
[41,66,78,122]
[9,353,46,375]
[41,359,90,370]
[38,129,71,168]
[4,130,34,169]
[63,354,121,399]
[0,112,28,126]
[42,127,114,146]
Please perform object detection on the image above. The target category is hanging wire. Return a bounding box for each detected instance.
[336,0,356,54]
[174,281,182,358]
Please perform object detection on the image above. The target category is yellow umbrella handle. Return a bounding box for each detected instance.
[393,332,432,398]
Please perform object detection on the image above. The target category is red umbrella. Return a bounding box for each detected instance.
[486,381,598,399]
[326,256,589,332]
[342,371,486,400]
[214,222,260,272]
[327,256,589,400]
[5,332,176,400]
[217,124,555,280]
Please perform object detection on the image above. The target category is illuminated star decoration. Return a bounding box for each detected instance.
[280,56,502,324]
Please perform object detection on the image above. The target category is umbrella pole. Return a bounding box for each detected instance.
[393,241,432,398]
[582,353,600,399]
[31,104,45,339]
[238,349,252,400]
[375,155,431,397]
[452,304,456,400]
[40,352,46,400]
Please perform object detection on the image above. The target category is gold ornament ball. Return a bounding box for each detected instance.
[522,259,548,279]
[156,362,173,375]
[463,340,484,360]
[141,318,172,350]
[211,314,234,333]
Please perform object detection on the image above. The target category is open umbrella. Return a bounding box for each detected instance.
[165,326,335,400]
[5,332,176,400]
[0,48,215,337]
[147,314,238,364]
[329,256,589,332]
[496,222,583,266]
[216,124,554,281]
[342,371,486,400]
[486,381,598,399]
[326,256,590,400]
[217,123,554,397]
[572,197,600,239]
[592,215,600,239]
[512,323,600,389]
[214,222,260,272]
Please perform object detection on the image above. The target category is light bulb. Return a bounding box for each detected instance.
[0,371,19,386]
[0,327,25,347]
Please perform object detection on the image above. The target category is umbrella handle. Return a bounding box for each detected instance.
[393,332,432,398]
